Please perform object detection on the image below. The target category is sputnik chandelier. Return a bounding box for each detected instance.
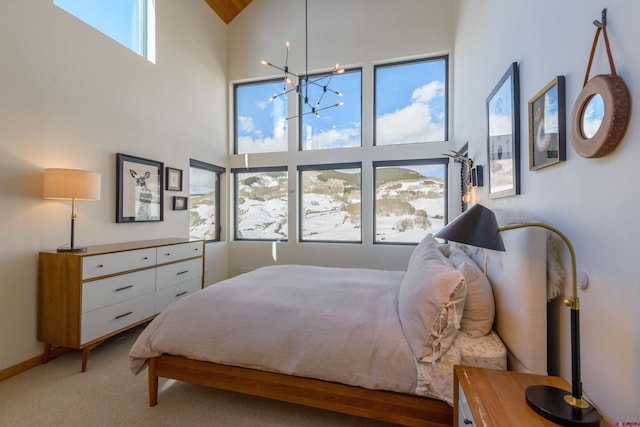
[261,0,344,120]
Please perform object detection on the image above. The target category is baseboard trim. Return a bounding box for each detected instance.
[0,346,71,381]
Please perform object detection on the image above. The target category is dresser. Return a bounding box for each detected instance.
[38,238,205,372]
[454,365,579,426]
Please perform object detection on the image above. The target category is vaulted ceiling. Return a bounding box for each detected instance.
[204,0,253,24]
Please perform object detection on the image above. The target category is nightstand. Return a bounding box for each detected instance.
[454,365,581,426]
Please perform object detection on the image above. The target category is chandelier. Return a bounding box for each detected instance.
[261,0,344,120]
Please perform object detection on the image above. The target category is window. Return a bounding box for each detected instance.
[189,160,224,242]
[374,159,448,244]
[54,0,156,63]
[232,55,451,246]
[233,167,288,241]
[300,69,362,150]
[235,80,288,154]
[375,56,448,145]
[299,164,361,242]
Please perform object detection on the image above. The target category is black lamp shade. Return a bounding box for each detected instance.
[435,204,505,251]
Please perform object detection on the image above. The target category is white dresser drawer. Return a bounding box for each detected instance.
[156,278,202,312]
[156,242,203,265]
[82,248,157,280]
[156,258,202,291]
[458,383,475,426]
[81,293,156,344]
[82,269,156,313]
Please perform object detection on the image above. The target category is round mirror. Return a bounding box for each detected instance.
[570,75,630,158]
[581,94,604,139]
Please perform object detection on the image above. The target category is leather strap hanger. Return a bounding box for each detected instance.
[583,9,619,87]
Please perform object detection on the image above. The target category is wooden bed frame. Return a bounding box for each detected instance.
[148,355,451,426]
[145,227,549,426]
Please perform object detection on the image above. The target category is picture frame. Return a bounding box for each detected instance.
[487,62,520,199]
[166,167,183,191]
[116,153,164,223]
[529,76,566,170]
[173,196,188,211]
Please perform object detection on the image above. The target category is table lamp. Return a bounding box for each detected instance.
[43,168,101,252]
[435,203,600,426]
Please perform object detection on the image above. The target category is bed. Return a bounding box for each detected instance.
[130,227,549,427]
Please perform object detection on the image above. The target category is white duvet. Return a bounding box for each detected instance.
[130,265,418,394]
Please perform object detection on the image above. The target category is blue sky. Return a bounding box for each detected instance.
[54,0,141,53]
[237,58,447,153]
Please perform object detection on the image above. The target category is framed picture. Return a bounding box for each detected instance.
[487,62,520,199]
[173,196,188,211]
[529,76,566,170]
[116,153,164,223]
[166,167,183,191]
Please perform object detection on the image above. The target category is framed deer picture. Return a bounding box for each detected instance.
[116,153,164,223]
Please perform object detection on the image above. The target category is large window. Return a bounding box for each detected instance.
[54,0,156,62]
[232,54,450,245]
[299,164,361,243]
[375,56,448,145]
[189,160,224,242]
[233,167,288,241]
[300,69,362,150]
[235,80,288,154]
[374,159,448,244]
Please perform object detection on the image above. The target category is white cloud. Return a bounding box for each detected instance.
[376,81,445,144]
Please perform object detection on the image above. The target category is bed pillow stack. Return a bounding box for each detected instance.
[399,234,466,363]
[448,247,495,337]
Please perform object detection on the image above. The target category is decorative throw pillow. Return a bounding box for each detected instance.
[449,247,495,337]
[399,234,466,362]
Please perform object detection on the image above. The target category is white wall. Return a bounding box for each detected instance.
[453,0,639,423]
[226,0,458,275]
[0,0,228,370]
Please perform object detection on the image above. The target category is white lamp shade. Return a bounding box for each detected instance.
[43,168,101,201]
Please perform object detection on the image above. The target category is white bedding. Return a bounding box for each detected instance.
[130,264,506,403]
[416,330,506,404]
[131,265,417,394]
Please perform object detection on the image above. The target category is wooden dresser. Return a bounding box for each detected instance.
[38,238,205,371]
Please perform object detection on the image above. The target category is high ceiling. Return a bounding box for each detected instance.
[204,0,253,24]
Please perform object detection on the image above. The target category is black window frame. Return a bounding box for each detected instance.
[373,55,449,146]
[189,159,225,243]
[297,162,363,244]
[373,158,449,245]
[232,166,289,242]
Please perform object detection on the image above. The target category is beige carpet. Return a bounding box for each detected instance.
[0,328,400,426]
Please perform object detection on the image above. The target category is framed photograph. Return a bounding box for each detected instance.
[173,196,188,211]
[529,76,566,170]
[116,153,164,223]
[166,167,183,191]
[487,62,520,199]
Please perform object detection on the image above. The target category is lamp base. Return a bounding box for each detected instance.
[57,245,87,253]
[525,385,600,426]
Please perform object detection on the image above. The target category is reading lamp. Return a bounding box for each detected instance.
[435,204,600,426]
[43,168,101,252]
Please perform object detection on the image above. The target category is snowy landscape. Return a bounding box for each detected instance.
[220,167,444,243]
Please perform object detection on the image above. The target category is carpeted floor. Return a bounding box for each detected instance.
[0,328,401,426]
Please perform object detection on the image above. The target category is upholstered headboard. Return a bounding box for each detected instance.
[467,226,548,375]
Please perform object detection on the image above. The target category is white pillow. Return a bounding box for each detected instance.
[399,234,466,362]
[449,248,495,337]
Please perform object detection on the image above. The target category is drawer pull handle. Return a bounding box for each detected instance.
[114,311,133,320]
[176,270,189,275]
[115,285,134,292]
[165,253,171,256]
[463,418,473,425]
[97,264,104,268]
[143,257,149,260]
[175,291,188,297]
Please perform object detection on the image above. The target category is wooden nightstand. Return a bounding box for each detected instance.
[454,365,578,426]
